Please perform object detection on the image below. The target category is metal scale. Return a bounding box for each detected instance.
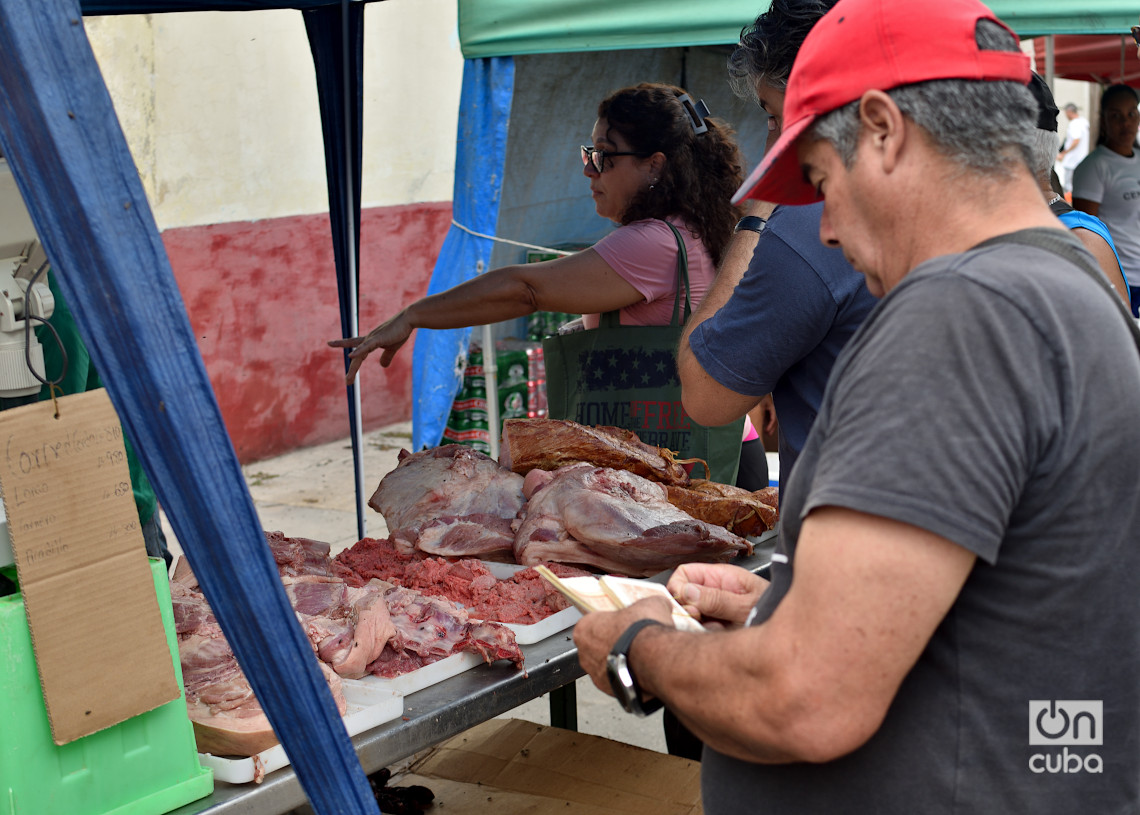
[0,157,57,570]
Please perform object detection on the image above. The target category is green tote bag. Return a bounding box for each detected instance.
[542,222,744,484]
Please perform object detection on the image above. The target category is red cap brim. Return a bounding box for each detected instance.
[732,114,821,206]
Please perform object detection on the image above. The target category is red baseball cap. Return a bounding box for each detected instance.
[732,0,1030,205]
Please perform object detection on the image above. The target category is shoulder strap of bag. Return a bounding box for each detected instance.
[974,228,1140,354]
[600,220,691,329]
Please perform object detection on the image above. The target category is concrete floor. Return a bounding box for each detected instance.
[162,422,675,756]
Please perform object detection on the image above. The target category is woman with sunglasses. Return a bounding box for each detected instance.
[331,82,751,471]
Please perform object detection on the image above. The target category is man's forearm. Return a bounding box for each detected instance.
[632,625,804,764]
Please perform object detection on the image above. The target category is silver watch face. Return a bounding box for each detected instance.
[606,652,637,712]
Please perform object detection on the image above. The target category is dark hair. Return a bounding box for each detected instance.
[1097,83,1140,145]
[597,83,744,265]
[727,0,841,100]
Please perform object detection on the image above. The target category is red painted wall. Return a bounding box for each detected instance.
[162,202,451,464]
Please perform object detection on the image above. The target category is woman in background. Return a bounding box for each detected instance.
[1072,83,1140,313]
[331,82,764,485]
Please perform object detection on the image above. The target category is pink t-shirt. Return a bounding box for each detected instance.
[583,217,715,329]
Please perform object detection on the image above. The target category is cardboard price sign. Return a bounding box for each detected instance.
[0,390,177,744]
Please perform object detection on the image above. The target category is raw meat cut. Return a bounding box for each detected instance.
[282,576,395,679]
[500,418,692,486]
[365,585,523,677]
[412,513,516,561]
[174,530,525,757]
[266,531,336,578]
[369,445,526,554]
[333,537,590,624]
[513,463,752,577]
[664,480,779,537]
[171,579,349,757]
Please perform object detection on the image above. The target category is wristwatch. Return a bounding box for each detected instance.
[734,215,768,235]
[606,619,666,716]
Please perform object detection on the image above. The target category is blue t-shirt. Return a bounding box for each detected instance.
[1056,207,1138,316]
[688,202,876,491]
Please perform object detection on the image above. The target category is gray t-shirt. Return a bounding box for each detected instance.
[703,231,1140,814]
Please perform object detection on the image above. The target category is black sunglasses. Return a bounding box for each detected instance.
[1132,25,1140,47]
[580,145,651,173]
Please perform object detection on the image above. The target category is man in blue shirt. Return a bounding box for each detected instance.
[678,0,876,493]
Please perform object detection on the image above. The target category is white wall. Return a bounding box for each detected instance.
[83,0,464,231]
[1023,38,1096,150]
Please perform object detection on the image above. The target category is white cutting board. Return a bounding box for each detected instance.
[199,682,403,784]
[352,650,484,695]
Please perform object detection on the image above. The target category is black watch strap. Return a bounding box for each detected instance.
[612,618,665,656]
[734,215,768,235]
[610,619,665,716]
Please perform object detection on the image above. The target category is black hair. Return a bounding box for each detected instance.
[727,0,842,99]
[597,83,744,266]
[1097,83,1140,146]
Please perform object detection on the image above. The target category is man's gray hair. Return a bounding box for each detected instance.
[1029,128,1060,185]
[808,20,1037,179]
[1064,103,1079,114]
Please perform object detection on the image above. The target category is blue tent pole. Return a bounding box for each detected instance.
[0,2,379,812]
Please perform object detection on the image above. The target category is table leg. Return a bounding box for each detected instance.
[549,683,577,730]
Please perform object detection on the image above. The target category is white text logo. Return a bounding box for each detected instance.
[1028,700,1102,746]
[1028,700,1103,774]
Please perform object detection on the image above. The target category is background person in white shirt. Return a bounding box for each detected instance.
[1073,84,1140,313]
[1056,103,1089,194]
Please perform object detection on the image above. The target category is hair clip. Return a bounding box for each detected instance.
[677,93,711,135]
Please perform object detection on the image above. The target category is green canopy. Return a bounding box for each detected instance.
[457,0,1140,58]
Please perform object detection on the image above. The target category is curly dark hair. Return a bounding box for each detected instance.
[727,0,841,100]
[597,83,744,266]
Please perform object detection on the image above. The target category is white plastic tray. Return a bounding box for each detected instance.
[352,650,484,696]
[476,561,583,644]
[199,681,403,784]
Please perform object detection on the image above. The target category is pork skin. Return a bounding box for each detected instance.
[499,418,691,486]
[664,480,779,537]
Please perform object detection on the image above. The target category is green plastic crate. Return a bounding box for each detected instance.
[0,558,213,815]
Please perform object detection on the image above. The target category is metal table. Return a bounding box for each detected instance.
[167,544,774,815]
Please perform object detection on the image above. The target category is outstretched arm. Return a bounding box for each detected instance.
[328,248,642,382]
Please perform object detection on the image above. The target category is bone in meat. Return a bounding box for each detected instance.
[283,576,395,679]
[411,513,517,561]
[365,585,523,677]
[500,418,692,486]
[513,463,752,577]
[172,580,349,757]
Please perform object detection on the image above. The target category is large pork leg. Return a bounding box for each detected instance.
[513,464,752,577]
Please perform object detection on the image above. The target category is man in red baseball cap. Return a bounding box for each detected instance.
[574,0,1140,811]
